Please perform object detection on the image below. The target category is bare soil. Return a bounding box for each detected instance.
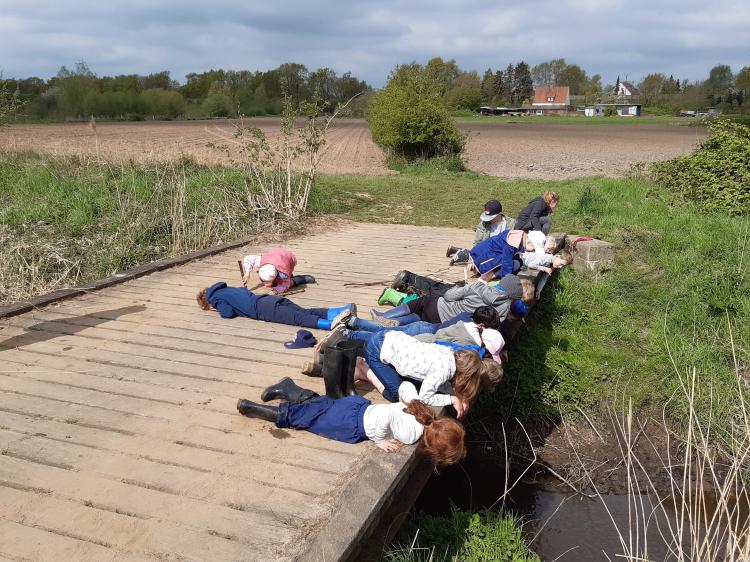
[1,118,706,179]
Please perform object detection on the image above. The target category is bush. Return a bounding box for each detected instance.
[604,105,618,117]
[202,93,234,117]
[367,65,465,159]
[649,119,750,214]
[140,88,186,118]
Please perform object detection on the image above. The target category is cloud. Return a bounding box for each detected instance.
[0,0,748,86]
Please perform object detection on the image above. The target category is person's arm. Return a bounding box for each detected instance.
[499,243,517,280]
[442,284,472,302]
[417,369,454,407]
[473,222,487,244]
[215,301,236,318]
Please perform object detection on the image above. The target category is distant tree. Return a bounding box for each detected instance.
[445,86,483,111]
[491,70,508,104]
[708,64,733,93]
[422,57,461,98]
[558,64,588,94]
[675,79,681,92]
[481,68,494,103]
[0,75,24,125]
[55,61,98,118]
[532,61,554,87]
[736,66,750,94]
[662,75,680,94]
[513,62,533,104]
[504,64,515,101]
[615,75,620,95]
[639,73,666,105]
[140,71,174,90]
[276,62,309,103]
[585,74,603,95]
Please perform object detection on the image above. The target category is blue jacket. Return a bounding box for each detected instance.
[205,281,262,319]
[470,230,524,279]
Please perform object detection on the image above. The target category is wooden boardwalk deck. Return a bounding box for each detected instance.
[0,222,469,562]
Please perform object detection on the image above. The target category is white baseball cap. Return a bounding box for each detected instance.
[258,264,277,282]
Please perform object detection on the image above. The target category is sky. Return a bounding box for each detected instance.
[1,0,749,87]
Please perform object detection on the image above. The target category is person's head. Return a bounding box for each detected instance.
[196,288,210,310]
[552,249,573,269]
[480,359,504,392]
[452,350,483,405]
[404,400,467,467]
[472,305,501,330]
[520,279,535,304]
[544,236,557,253]
[543,191,560,211]
[258,264,277,287]
[479,199,503,224]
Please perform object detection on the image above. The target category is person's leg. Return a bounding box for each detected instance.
[363,331,403,402]
[291,274,316,286]
[370,302,413,320]
[410,275,455,298]
[277,395,371,443]
[539,216,551,235]
[270,298,327,329]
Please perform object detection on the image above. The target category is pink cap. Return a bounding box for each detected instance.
[481,329,505,364]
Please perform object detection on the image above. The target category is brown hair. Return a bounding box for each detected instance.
[480,359,503,392]
[452,350,483,405]
[196,288,210,310]
[520,279,535,304]
[543,190,560,205]
[404,400,466,467]
[556,249,573,264]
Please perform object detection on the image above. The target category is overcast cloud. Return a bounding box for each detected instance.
[1,0,748,86]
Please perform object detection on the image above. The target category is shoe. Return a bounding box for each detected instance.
[319,324,347,349]
[291,274,316,286]
[236,399,279,422]
[378,287,407,306]
[335,341,360,397]
[391,270,409,290]
[321,346,346,399]
[369,309,401,327]
[261,377,317,403]
[446,246,460,258]
[334,312,357,330]
[301,361,323,377]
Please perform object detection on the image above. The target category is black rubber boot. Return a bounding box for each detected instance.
[334,340,360,397]
[291,274,316,286]
[236,399,279,422]
[261,377,318,403]
[321,346,346,399]
[391,270,410,290]
[301,360,323,377]
[446,246,460,258]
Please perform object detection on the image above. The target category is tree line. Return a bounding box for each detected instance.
[1,61,370,121]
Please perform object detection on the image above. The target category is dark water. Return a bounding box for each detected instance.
[413,450,691,562]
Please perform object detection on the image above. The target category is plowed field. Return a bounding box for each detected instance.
[1,118,705,178]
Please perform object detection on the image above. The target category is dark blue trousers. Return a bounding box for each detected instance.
[276,395,370,444]
[255,295,328,329]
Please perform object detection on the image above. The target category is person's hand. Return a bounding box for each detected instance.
[272,285,286,295]
[451,396,469,419]
[542,266,553,275]
[376,439,402,453]
[242,271,252,285]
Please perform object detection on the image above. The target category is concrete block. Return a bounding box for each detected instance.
[569,237,615,274]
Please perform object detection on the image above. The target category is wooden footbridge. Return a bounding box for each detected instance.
[0,223,471,562]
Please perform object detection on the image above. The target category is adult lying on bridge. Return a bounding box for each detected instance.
[196,281,354,330]
[240,247,316,293]
[369,275,531,328]
[236,377,467,466]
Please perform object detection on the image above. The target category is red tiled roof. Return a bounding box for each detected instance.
[532,86,570,106]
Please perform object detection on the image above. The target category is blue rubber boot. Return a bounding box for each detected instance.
[326,303,355,320]
[370,303,411,320]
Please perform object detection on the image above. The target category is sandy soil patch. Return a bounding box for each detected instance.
[0,118,706,179]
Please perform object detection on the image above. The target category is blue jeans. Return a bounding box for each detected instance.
[364,330,404,403]
[276,395,370,443]
[255,295,328,329]
[346,320,438,343]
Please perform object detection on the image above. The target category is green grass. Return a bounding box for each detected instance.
[453,114,689,126]
[386,508,540,562]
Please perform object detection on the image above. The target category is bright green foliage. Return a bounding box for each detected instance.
[604,105,617,117]
[367,65,465,159]
[650,119,750,214]
[386,508,540,562]
[202,93,234,117]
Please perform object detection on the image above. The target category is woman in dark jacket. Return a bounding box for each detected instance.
[515,191,559,234]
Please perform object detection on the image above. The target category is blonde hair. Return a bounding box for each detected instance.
[555,249,573,265]
[543,191,560,205]
[520,279,535,304]
[452,350,483,405]
[480,359,503,392]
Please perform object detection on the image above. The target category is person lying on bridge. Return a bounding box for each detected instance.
[445,199,515,266]
[236,377,466,466]
[240,247,315,294]
[369,275,531,328]
[469,229,528,280]
[196,281,353,330]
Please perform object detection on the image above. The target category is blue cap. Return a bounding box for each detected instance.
[284,329,317,349]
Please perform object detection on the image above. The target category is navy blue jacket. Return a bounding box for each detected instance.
[515,197,551,231]
[470,230,524,279]
[205,281,262,319]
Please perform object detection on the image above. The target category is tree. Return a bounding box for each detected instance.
[492,70,508,104]
[513,62,533,104]
[367,64,464,159]
[736,66,750,94]
[639,73,666,105]
[481,68,494,103]
[708,64,733,93]
[558,64,588,95]
[424,57,461,96]
[662,75,680,94]
[504,64,515,101]
[615,75,620,95]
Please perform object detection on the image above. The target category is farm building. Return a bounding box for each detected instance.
[616,81,639,96]
[530,86,571,115]
[583,103,642,117]
[478,106,528,116]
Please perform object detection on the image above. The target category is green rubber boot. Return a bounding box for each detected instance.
[378,287,408,306]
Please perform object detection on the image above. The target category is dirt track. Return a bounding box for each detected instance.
[0,118,705,179]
